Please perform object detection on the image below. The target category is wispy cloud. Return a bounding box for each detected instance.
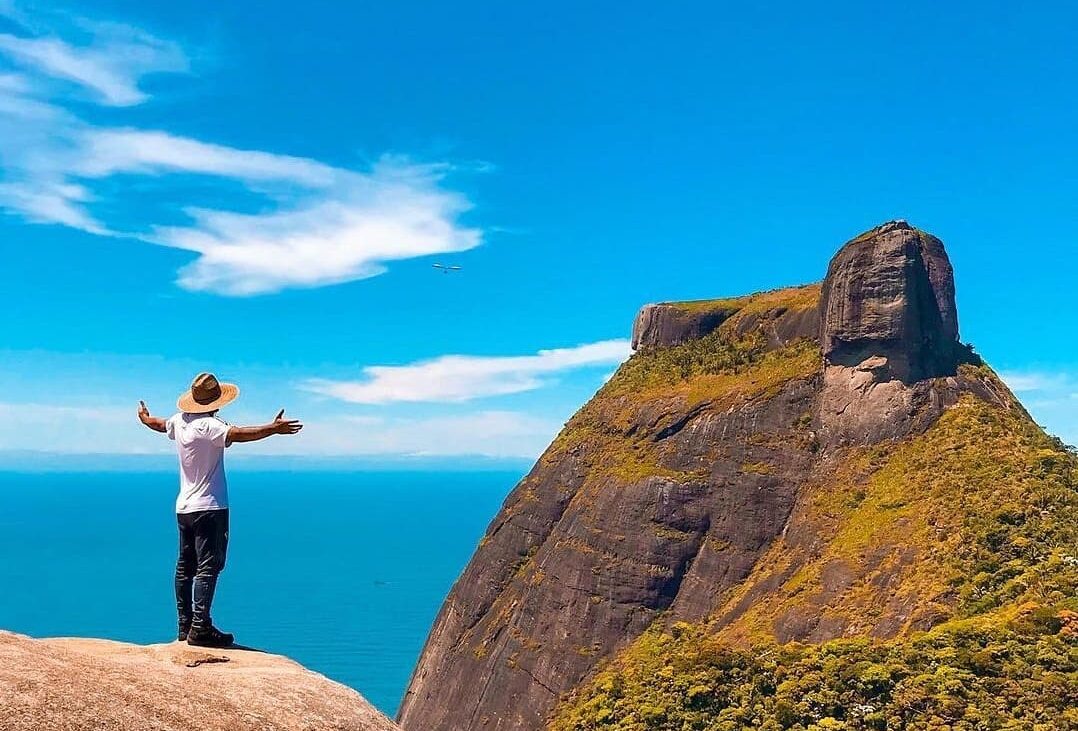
[999,371,1074,395]
[157,156,479,296]
[0,20,186,105]
[999,370,1078,446]
[72,128,340,184]
[0,401,558,459]
[0,5,482,295]
[304,340,632,404]
[0,401,161,454]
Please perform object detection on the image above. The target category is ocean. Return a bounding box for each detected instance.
[0,469,518,716]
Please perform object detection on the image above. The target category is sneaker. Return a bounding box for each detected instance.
[186,625,235,648]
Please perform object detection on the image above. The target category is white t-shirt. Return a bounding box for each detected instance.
[166,413,231,514]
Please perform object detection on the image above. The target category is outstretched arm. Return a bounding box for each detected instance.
[137,401,167,433]
[227,409,303,446]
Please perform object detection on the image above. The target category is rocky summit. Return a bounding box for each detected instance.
[0,631,401,731]
[820,220,960,383]
[399,222,1076,731]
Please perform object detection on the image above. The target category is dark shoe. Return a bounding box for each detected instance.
[178,621,191,642]
[186,625,235,648]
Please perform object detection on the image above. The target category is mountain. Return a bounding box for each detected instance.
[0,631,401,731]
[398,222,1077,730]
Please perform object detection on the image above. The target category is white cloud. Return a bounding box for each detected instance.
[0,402,129,422]
[999,370,1078,446]
[74,128,340,185]
[0,178,101,231]
[999,371,1072,395]
[0,401,162,454]
[0,19,186,105]
[0,8,483,295]
[0,401,557,459]
[158,158,479,296]
[304,340,632,404]
[0,70,26,91]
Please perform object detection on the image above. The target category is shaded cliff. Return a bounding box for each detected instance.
[0,632,400,731]
[398,222,1074,731]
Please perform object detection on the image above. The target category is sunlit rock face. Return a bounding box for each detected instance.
[398,222,997,731]
[0,631,401,731]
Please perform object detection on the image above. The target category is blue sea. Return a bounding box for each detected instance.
[0,470,517,716]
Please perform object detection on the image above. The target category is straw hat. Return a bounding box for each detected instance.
[177,372,239,414]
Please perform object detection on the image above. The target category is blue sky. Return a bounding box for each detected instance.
[0,0,1075,463]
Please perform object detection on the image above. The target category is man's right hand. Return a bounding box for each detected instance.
[137,401,167,433]
[227,410,303,445]
[272,409,304,435]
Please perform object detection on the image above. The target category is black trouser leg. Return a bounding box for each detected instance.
[187,509,229,630]
[175,515,198,630]
[192,575,217,630]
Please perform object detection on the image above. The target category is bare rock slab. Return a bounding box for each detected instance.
[0,631,400,731]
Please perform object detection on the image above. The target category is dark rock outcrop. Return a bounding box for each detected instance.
[817,221,976,447]
[631,303,735,350]
[632,294,820,353]
[398,223,1000,731]
[820,220,961,383]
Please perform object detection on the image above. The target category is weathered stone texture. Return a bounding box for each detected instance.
[399,222,987,731]
[631,303,732,350]
[820,219,961,383]
[0,632,400,731]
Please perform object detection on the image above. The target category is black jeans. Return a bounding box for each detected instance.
[175,509,229,631]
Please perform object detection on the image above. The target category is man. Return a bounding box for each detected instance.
[137,372,303,648]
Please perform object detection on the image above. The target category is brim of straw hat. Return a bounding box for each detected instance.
[176,383,239,414]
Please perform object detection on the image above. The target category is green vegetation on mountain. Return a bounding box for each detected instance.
[552,614,1076,731]
[664,284,820,317]
[399,222,1074,731]
[602,330,818,405]
[540,284,821,492]
[603,284,821,399]
[551,391,1078,731]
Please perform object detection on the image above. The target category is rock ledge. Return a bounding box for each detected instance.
[0,630,400,731]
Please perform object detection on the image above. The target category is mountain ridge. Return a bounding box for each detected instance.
[398,222,1076,731]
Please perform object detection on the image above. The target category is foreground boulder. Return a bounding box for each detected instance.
[0,631,400,731]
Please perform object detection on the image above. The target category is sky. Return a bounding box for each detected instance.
[0,0,1075,465]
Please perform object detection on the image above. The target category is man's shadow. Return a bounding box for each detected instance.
[227,643,266,653]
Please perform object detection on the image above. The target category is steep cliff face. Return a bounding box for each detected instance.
[553,373,1076,729]
[398,223,1063,731]
[398,285,825,731]
[820,220,960,383]
[0,631,401,731]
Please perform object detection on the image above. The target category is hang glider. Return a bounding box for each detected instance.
[432,263,463,274]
